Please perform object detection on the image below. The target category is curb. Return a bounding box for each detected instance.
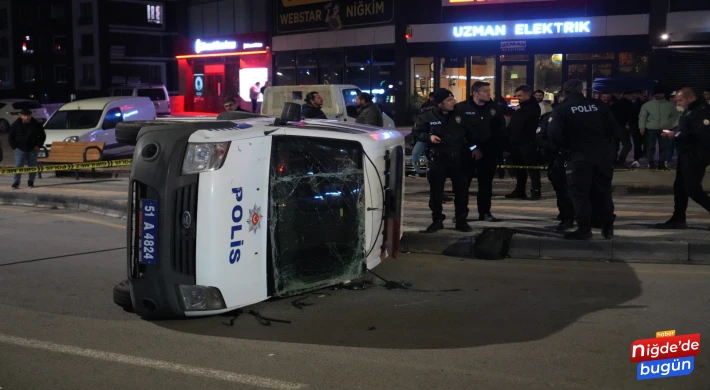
[400,231,710,265]
[0,191,128,219]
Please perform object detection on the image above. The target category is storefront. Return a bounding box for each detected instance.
[271,0,396,117]
[175,32,271,114]
[404,14,651,118]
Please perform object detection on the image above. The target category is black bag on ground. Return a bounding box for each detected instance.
[473,228,515,260]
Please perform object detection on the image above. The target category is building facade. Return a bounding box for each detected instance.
[175,0,270,113]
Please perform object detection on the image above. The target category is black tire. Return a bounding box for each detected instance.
[113,279,134,312]
[115,122,145,146]
[0,119,9,133]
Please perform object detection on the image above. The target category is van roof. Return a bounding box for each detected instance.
[58,96,151,111]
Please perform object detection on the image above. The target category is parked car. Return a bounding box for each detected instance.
[106,84,171,116]
[42,97,156,159]
[0,99,49,133]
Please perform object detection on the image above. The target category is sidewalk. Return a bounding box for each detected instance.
[0,173,708,264]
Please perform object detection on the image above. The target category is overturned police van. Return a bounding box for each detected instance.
[114,104,405,319]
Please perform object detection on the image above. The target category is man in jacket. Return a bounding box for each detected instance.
[639,87,679,170]
[656,88,710,230]
[9,109,46,189]
[610,91,634,167]
[548,79,619,240]
[355,92,383,127]
[459,81,504,222]
[301,92,327,119]
[505,85,542,200]
[411,88,482,233]
[537,98,575,232]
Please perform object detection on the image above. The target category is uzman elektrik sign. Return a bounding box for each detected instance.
[277,0,394,33]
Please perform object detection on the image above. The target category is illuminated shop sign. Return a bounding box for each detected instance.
[452,20,591,38]
[194,39,238,53]
[243,42,264,49]
[443,0,554,6]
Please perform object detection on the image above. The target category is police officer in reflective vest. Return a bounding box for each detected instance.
[411,88,482,233]
[548,79,619,240]
[536,98,576,231]
[458,81,505,222]
[656,87,710,229]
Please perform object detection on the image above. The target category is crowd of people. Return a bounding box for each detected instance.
[409,81,710,240]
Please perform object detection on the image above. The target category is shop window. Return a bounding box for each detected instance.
[345,49,371,93]
[21,35,36,55]
[567,64,588,90]
[566,53,614,60]
[276,52,296,68]
[440,57,467,103]
[297,52,318,68]
[320,67,342,85]
[593,63,612,80]
[275,69,295,86]
[22,65,36,83]
[501,65,527,99]
[471,56,497,99]
[618,52,648,79]
[372,49,394,104]
[319,52,344,67]
[500,54,528,62]
[534,54,562,97]
[411,57,434,113]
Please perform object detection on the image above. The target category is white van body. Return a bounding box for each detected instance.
[107,84,171,116]
[261,84,395,129]
[125,113,405,318]
[41,97,156,158]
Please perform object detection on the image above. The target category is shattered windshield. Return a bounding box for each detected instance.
[269,136,366,296]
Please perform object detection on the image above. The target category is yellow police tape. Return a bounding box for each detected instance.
[0,159,133,175]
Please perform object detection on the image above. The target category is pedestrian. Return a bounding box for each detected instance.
[610,91,635,167]
[420,92,435,113]
[301,91,327,119]
[639,87,679,170]
[534,89,553,116]
[459,81,505,222]
[548,79,618,240]
[536,93,575,231]
[250,81,261,113]
[412,88,482,233]
[655,87,710,230]
[599,92,611,105]
[505,85,542,200]
[223,96,247,112]
[629,90,646,168]
[354,92,383,127]
[8,109,46,189]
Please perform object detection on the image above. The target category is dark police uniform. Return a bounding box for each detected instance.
[412,103,478,231]
[458,99,504,221]
[536,111,575,229]
[658,99,710,228]
[548,92,619,239]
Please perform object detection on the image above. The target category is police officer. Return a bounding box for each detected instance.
[412,88,481,233]
[459,81,504,222]
[548,79,619,240]
[656,87,710,229]
[536,94,575,231]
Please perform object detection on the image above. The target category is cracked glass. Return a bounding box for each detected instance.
[269,136,366,296]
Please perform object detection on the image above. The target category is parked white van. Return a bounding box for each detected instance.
[41,97,156,158]
[261,85,395,129]
[107,84,171,116]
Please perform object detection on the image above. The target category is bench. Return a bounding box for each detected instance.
[38,141,105,179]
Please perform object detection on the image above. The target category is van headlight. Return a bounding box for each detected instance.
[182,142,231,174]
[64,136,79,142]
[178,285,226,311]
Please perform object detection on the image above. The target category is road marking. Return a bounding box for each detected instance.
[0,333,307,390]
[0,206,125,230]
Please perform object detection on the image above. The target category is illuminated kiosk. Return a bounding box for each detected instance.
[175,32,272,114]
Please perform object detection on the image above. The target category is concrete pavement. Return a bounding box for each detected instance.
[1,204,709,389]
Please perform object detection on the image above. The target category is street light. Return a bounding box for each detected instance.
[661,33,669,40]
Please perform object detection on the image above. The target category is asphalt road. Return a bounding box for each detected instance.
[0,204,709,390]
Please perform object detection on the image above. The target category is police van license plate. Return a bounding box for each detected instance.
[139,199,158,264]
